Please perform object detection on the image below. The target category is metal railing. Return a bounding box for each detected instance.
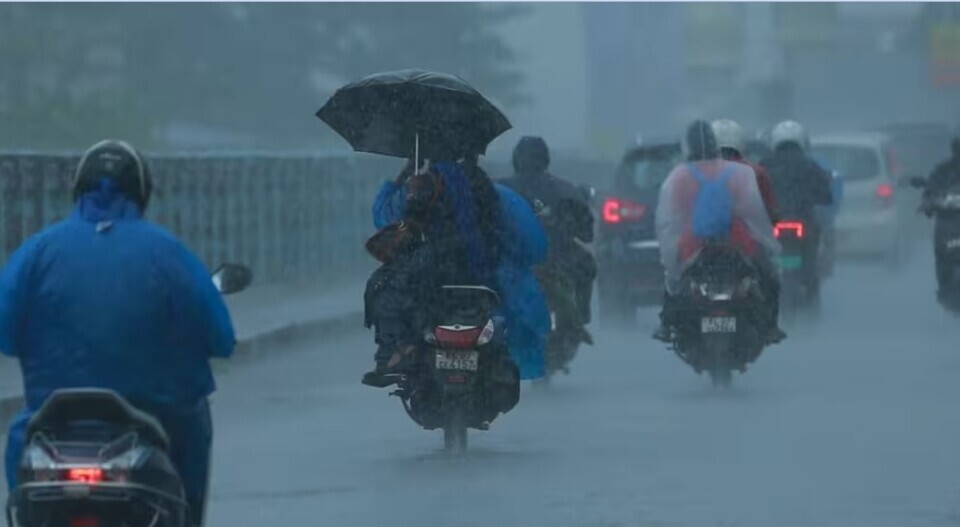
[0,152,613,285]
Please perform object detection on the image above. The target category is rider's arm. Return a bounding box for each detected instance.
[555,199,595,244]
[925,162,955,197]
[570,200,595,244]
[164,242,236,359]
[811,163,834,206]
[0,236,42,357]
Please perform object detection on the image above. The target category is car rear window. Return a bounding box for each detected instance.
[616,148,682,190]
[809,144,881,182]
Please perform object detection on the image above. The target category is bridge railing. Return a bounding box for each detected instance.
[0,152,614,285]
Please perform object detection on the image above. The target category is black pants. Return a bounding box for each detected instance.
[131,399,212,527]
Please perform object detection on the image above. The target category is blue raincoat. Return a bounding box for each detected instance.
[0,180,234,502]
[372,166,550,379]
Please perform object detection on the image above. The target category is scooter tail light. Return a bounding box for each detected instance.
[774,221,804,239]
[66,467,103,483]
[434,326,483,349]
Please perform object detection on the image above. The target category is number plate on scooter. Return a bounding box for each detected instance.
[701,317,737,333]
[436,351,479,371]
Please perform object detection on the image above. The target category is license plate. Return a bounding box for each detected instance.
[779,255,803,270]
[435,350,479,371]
[701,316,737,333]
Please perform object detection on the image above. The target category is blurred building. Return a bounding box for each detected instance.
[582,2,956,155]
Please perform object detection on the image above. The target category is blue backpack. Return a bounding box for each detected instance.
[689,164,734,240]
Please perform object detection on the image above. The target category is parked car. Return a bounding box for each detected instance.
[809,132,911,267]
[597,142,680,324]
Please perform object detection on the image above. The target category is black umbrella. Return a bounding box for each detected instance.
[317,69,512,163]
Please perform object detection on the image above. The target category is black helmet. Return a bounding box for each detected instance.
[682,120,719,161]
[73,140,152,210]
[512,136,550,174]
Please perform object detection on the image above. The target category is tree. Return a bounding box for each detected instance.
[0,4,153,149]
[0,3,529,150]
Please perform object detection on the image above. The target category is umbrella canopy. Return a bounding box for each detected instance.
[317,69,511,162]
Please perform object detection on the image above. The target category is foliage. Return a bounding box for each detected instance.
[0,3,529,150]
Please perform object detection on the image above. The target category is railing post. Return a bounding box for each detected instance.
[0,156,18,265]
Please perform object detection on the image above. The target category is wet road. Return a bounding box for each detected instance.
[207,250,960,527]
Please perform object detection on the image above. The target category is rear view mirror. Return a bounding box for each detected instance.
[212,264,253,295]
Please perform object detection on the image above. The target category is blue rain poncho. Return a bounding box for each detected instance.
[0,181,235,494]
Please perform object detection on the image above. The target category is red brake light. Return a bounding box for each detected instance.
[876,183,894,199]
[70,517,99,527]
[67,468,103,483]
[603,198,646,224]
[774,221,805,239]
[433,326,483,349]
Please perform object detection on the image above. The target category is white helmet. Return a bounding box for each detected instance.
[711,119,744,154]
[771,120,808,151]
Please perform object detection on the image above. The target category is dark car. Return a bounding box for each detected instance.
[597,142,681,324]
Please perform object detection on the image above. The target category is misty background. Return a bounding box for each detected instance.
[3,5,960,526]
[1,2,958,161]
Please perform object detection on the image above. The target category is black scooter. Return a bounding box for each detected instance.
[382,285,519,453]
[668,244,767,388]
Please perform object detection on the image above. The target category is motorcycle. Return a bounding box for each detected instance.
[669,244,766,388]
[529,187,595,382]
[381,285,519,453]
[6,263,253,527]
[774,219,822,319]
[910,177,960,311]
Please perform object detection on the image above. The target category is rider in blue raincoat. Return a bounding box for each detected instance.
[369,158,550,380]
[0,140,235,527]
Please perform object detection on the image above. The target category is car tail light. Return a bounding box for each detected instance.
[876,183,894,200]
[602,198,646,224]
[433,326,482,349]
[774,221,804,239]
[66,467,103,483]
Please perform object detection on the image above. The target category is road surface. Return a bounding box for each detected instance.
[208,251,960,527]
